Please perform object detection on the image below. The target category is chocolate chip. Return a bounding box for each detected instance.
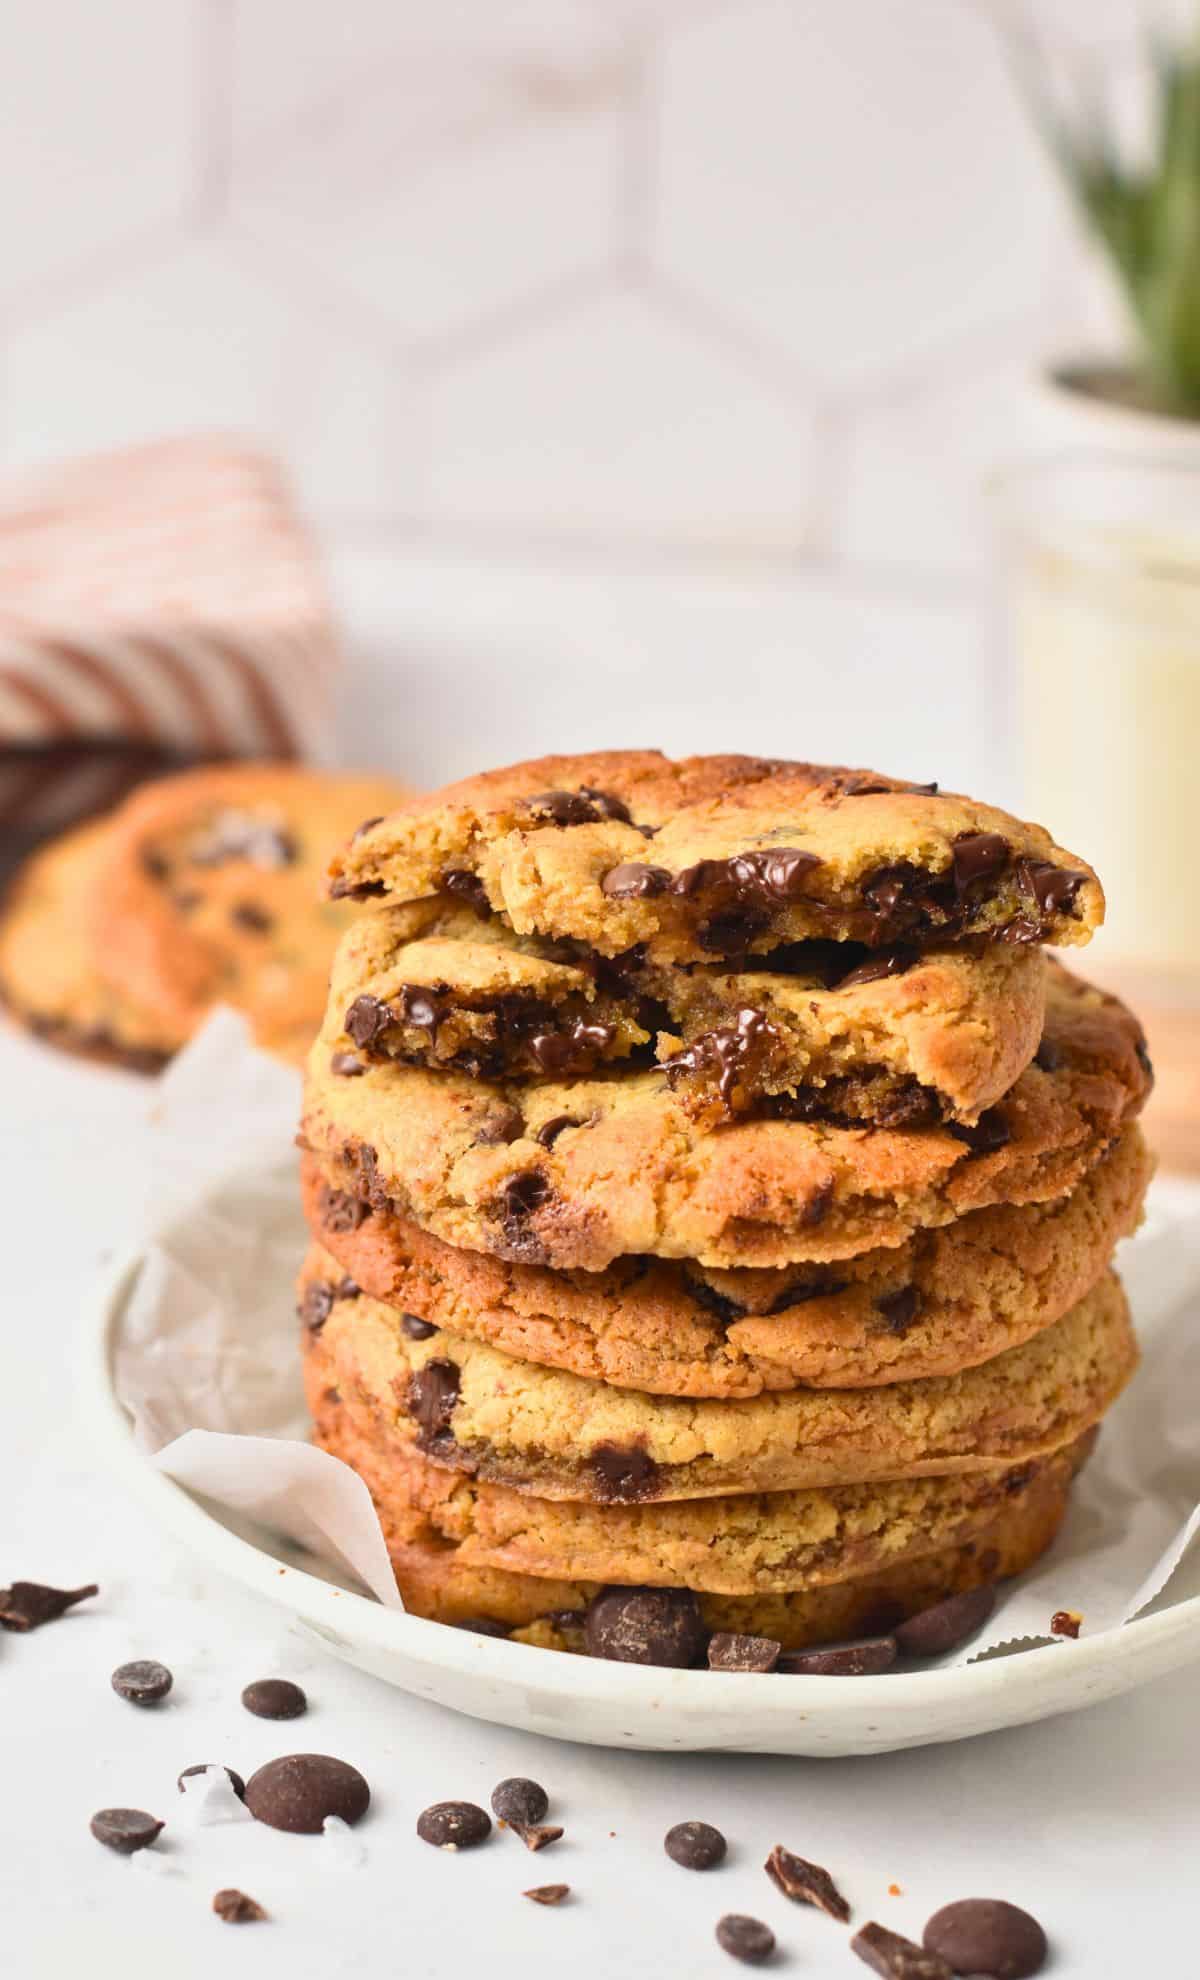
[345,994,394,1047]
[498,1170,550,1241]
[528,1018,616,1076]
[453,1617,512,1638]
[525,785,632,826]
[330,876,386,900]
[803,1176,835,1226]
[511,1822,563,1852]
[407,1358,460,1440]
[836,946,919,989]
[299,1283,335,1335]
[212,1890,268,1924]
[230,899,273,933]
[1050,1609,1081,1639]
[398,985,445,1035]
[178,1765,246,1799]
[715,1915,775,1965]
[111,1659,173,1705]
[664,1006,775,1111]
[894,1584,996,1657]
[689,1280,745,1326]
[852,1920,952,1979]
[244,1755,370,1833]
[951,831,1010,893]
[584,1587,707,1667]
[948,1108,1010,1155]
[417,1801,492,1850]
[764,1845,850,1922]
[665,1821,727,1869]
[875,1286,921,1336]
[241,1678,307,1720]
[90,1808,164,1855]
[707,1633,780,1673]
[535,1114,582,1147]
[763,1276,848,1314]
[524,1883,570,1905]
[401,1312,438,1341]
[1033,1037,1063,1073]
[492,1778,549,1825]
[317,1185,369,1233]
[441,867,490,915]
[777,1637,897,1676]
[590,1443,660,1503]
[0,1581,98,1631]
[923,1899,1047,1978]
[1016,857,1084,916]
[672,848,821,906]
[330,1051,367,1077]
[475,1106,524,1146]
[353,815,384,840]
[601,861,672,899]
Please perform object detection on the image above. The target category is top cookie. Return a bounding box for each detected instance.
[325,750,1103,964]
[90,763,410,1064]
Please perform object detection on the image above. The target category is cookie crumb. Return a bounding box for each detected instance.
[1051,1610,1082,1639]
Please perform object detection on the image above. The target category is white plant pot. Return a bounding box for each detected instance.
[1027,360,1200,461]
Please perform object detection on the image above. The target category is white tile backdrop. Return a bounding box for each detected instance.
[0,0,1156,786]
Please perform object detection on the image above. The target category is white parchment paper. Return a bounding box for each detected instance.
[112,1014,1200,1661]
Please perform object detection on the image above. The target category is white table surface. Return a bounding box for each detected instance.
[5,1020,1198,1979]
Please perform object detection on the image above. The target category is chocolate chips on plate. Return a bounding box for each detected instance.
[241,1677,308,1720]
[665,1821,727,1870]
[0,1580,98,1631]
[416,1801,492,1850]
[111,1658,173,1705]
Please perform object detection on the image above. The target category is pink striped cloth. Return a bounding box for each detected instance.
[0,436,340,849]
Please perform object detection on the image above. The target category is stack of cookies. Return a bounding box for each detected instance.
[298,752,1153,1664]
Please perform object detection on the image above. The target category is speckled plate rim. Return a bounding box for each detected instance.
[80,1243,1200,1758]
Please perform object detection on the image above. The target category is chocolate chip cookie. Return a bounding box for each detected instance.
[300,1126,1150,1395]
[301,963,1150,1270]
[300,1253,1134,1501]
[326,751,1103,963]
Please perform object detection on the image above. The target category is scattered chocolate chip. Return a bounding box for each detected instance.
[1033,1037,1063,1072]
[90,1808,164,1855]
[665,1821,727,1870]
[417,1801,492,1850]
[707,1633,780,1673]
[401,1312,438,1341]
[1016,857,1084,916]
[584,1586,707,1668]
[230,900,273,933]
[178,1765,246,1799]
[524,1883,570,1905]
[1050,1609,1081,1639]
[511,1822,563,1852]
[600,861,672,899]
[441,868,490,915]
[836,946,919,989]
[0,1580,98,1631]
[715,1914,775,1965]
[317,1185,369,1233]
[299,1283,335,1335]
[213,1889,268,1924]
[951,831,1010,893]
[923,1898,1047,1978]
[111,1659,173,1705]
[894,1584,996,1657]
[590,1443,660,1503]
[492,1778,549,1825]
[535,1114,582,1147]
[241,1678,307,1720]
[778,1637,898,1677]
[244,1755,370,1833]
[764,1845,850,1921]
[353,815,383,841]
[475,1106,524,1146]
[407,1358,460,1440]
[345,994,394,1047]
[330,1051,367,1077]
[948,1108,1010,1155]
[852,1920,952,1979]
[876,1286,921,1336]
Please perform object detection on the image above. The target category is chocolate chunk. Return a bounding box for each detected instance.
[778,1637,897,1676]
[212,1889,267,1924]
[764,1275,848,1314]
[398,984,445,1035]
[584,1586,707,1668]
[230,899,273,933]
[352,815,383,840]
[178,1765,246,1799]
[1016,857,1084,916]
[764,1845,850,1922]
[241,1678,307,1720]
[511,1822,563,1852]
[111,1659,173,1705]
[665,1821,727,1869]
[1033,1037,1063,1073]
[407,1359,460,1440]
[715,1915,775,1965]
[317,1185,369,1233]
[345,994,395,1047]
[90,1808,164,1855]
[336,1277,360,1300]
[525,787,629,827]
[863,868,909,920]
[837,945,919,989]
[498,1169,550,1245]
[689,1280,745,1326]
[299,1283,335,1335]
[329,876,386,900]
[0,1580,98,1631]
[475,1106,524,1145]
[664,1006,775,1111]
[803,1176,835,1226]
[852,1920,952,1979]
[453,1616,512,1638]
[875,1286,921,1336]
[492,1778,549,1825]
[894,1584,996,1657]
[673,848,822,906]
[524,1883,570,1905]
[535,1114,582,1147]
[528,1018,616,1076]
[1050,1609,1081,1639]
[401,1312,438,1341]
[441,867,489,915]
[590,1443,660,1503]
[948,1107,1010,1155]
[416,1801,492,1850]
[330,1051,367,1077]
[951,831,1010,892]
[601,861,672,899]
[707,1633,780,1673]
[244,1755,370,1833]
[924,1899,1047,1978]
[698,909,768,953]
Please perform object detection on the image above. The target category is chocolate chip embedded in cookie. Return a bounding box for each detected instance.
[326,750,1103,964]
[301,1251,1136,1502]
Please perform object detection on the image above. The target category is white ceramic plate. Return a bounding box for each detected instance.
[82,1240,1200,1758]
